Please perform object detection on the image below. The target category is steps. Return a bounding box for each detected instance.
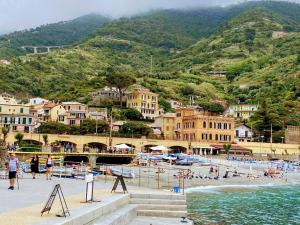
[138,204,187,211]
[137,209,187,218]
[93,204,137,225]
[130,193,188,219]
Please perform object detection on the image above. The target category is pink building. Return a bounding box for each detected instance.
[62,102,88,126]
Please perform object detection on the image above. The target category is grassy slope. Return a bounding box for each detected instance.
[0,2,298,127]
[0,14,110,59]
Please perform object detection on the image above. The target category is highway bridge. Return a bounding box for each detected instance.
[21,45,67,54]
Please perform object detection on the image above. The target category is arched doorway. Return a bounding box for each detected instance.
[143,145,157,153]
[84,142,107,153]
[96,156,133,165]
[50,141,77,153]
[169,146,187,153]
[20,139,43,151]
[113,143,135,154]
[64,156,89,165]
[22,139,43,146]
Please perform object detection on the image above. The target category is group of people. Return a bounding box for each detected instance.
[5,153,54,190]
[29,154,54,180]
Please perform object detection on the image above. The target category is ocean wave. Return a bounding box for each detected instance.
[186,183,277,193]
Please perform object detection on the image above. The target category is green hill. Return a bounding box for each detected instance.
[0,14,110,58]
[0,1,299,140]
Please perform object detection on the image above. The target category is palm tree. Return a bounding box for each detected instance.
[15,132,24,145]
[1,127,10,143]
[42,134,48,146]
[223,143,231,158]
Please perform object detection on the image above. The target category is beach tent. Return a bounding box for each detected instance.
[114,144,132,149]
[150,145,169,152]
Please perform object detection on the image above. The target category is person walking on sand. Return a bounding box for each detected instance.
[6,153,19,190]
[45,154,53,180]
[30,154,39,179]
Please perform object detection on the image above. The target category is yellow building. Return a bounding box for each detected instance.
[153,113,176,140]
[0,93,36,133]
[30,102,67,124]
[126,87,159,119]
[171,107,234,143]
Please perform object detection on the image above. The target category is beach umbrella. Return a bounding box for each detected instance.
[150,145,169,152]
[114,144,132,149]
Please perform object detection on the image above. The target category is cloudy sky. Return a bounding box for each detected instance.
[0,0,298,34]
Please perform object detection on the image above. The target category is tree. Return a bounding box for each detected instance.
[123,108,143,120]
[120,121,152,137]
[42,134,48,145]
[15,132,24,144]
[1,127,10,143]
[250,98,281,141]
[39,122,69,134]
[223,143,231,158]
[105,65,136,106]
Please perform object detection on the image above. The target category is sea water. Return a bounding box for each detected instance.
[187,184,300,225]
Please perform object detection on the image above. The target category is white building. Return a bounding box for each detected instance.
[29,97,49,105]
[234,124,252,142]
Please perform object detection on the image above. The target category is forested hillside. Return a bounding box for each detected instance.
[0,14,110,58]
[0,1,299,141]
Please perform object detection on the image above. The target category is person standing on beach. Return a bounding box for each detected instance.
[30,154,39,179]
[6,153,19,190]
[45,154,53,180]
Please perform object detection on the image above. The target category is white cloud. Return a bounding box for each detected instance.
[0,0,299,34]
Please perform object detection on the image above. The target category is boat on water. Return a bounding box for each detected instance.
[110,167,135,179]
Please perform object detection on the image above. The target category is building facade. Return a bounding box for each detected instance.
[171,107,234,143]
[0,94,36,133]
[225,104,258,120]
[234,124,252,142]
[30,102,67,125]
[153,113,176,140]
[62,102,88,126]
[29,97,49,105]
[126,87,159,119]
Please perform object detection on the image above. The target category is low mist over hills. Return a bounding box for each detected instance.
[0,1,299,139]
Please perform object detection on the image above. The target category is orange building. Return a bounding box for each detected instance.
[173,107,235,143]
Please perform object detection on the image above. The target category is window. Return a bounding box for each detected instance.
[245,131,248,137]
[215,134,218,141]
[166,126,169,131]
[29,118,32,124]
[20,108,24,113]
[192,122,195,128]
[203,122,206,128]
[22,118,26,124]
[70,120,75,125]
[0,106,1,112]
[236,130,239,137]
[209,122,212,128]
[13,126,17,131]
[209,134,212,140]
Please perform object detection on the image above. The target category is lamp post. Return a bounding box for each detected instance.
[95,113,98,136]
[128,128,133,153]
[260,135,264,154]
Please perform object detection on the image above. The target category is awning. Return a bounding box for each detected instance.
[114,144,132,149]
[150,145,169,151]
